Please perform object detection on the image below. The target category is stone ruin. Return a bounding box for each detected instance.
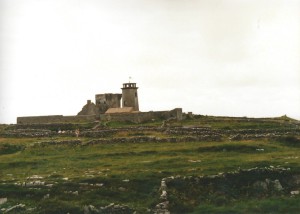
[17,82,183,124]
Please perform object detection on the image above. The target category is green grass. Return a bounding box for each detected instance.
[183,115,299,129]
[0,117,300,213]
[192,197,300,214]
[0,136,300,213]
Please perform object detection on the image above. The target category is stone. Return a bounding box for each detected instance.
[99,203,133,213]
[290,190,299,195]
[154,201,170,214]
[118,187,126,192]
[0,198,7,205]
[43,194,50,199]
[291,175,300,185]
[160,180,167,191]
[188,159,201,163]
[23,181,45,187]
[253,181,268,191]
[27,175,43,180]
[83,205,99,214]
[273,179,283,191]
[4,204,26,213]
[160,190,167,200]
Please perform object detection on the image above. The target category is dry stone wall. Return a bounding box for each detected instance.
[17,115,96,124]
[2,125,300,141]
[100,108,182,123]
[17,108,182,124]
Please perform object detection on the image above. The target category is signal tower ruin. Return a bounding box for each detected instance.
[121,83,139,111]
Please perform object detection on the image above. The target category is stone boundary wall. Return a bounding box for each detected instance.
[16,109,182,124]
[17,115,96,124]
[100,108,182,123]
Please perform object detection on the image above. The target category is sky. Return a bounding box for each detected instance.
[0,0,299,124]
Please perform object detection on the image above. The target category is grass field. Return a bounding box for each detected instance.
[0,116,300,213]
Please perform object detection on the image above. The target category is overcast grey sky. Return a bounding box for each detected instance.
[1,0,299,124]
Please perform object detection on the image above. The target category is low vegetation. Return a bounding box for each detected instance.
[0,116,299,213]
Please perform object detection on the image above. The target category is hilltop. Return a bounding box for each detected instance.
[0,115,300,213]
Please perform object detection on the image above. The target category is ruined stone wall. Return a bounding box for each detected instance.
[95,93,122,113]
[17,109,182,124]
[17,115,96,124]
[100,108,182,123]
[77,100,98,116]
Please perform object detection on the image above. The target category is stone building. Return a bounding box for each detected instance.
[17,82,183,124]
[121,83,139,111]
[78,82,139,116]
[95,93,122,113]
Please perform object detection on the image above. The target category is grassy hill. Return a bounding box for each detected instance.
[0,115,299,213]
